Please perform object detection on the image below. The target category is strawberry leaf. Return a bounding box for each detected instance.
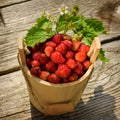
[25,16,55,47]
[25,27,54,47]
[98,48,110,62]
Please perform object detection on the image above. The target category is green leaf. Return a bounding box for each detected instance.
[98,48,110,62]
[25,16,55,47]
[72,17,107,46]
[25,27,54,47]
[82,37,92,46]
[56,14,69,33]
[56,21,68,33]
[85,18,107,34]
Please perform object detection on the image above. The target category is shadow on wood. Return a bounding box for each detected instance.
[97,0,120,32]
[30,85,118,120]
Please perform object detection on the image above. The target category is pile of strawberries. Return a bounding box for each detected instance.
[26,34,90,84]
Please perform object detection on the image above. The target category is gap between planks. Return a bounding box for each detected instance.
[0,0,32,8]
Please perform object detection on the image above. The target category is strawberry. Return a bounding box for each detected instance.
[75,51,87,62]
[32,51,41,60]
[72,41,81,51]
[57,63,64,68]
[62,78,69,83]
[83,60,90,70]
[68,73,78,82]
[62,40,73,50]
[28,43,41,53]
[31,60,40,67]
[74,62,84,76]
[56,43,67,54]
[66,58,77,69]
[55,65,71,78]
[44,46,54,57]
[46,61,57,73]
[45,41,56,48]
[48,74,61,83]
[39,53,48,65]
[52,34,62,44]
[51,51,65,64]
[65,51,74,59]
[30,67,41,77]
[39,43,46,53]
[26,58,32,68]
[39,71,50,80]
[78,43,90,53]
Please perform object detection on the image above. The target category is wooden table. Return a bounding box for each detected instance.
[0,0,120,119]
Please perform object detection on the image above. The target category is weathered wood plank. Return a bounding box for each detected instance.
[0,41,120,120]
[0,0,29,7]
[0,31,26,75]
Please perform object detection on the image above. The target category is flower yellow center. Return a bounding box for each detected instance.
[61,7,66,12]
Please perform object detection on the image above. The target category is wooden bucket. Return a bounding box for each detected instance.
[18,37,100,115]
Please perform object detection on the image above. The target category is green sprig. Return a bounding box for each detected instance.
[25,5,109,62]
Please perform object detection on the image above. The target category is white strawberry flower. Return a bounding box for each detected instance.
[59,4,68,15]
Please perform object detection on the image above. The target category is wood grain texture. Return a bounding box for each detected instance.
[0,0,29,7]
[0,40,120,119]
[0,31,26,75]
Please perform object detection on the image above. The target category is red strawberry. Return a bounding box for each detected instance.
[30,67,41,77]
[28,43,41,53]
[51,51,65,64]
[31,60,40,67]
[83,60,90,70]
[58,63,64,68]
[72,41,81,51]
[39,43,46,53]
[44,46,54,57]
[26,58,32,68]
[74,62,84,76]
[65,51,74,59]
[66,58,77,69]
[39,53,48,65]
[62,40,73,50]
[56,43,67,54]
[45,41,56,48]
[68,73,78,82]
[75,52,87,62]
[39,71,50,80]
[52,34,62,44]
[32,51,41,60]
[46,61,57,73]
[48,74,61,83]
[78,43,90,53]
[55,65,71,78]
[62,78,69,83]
